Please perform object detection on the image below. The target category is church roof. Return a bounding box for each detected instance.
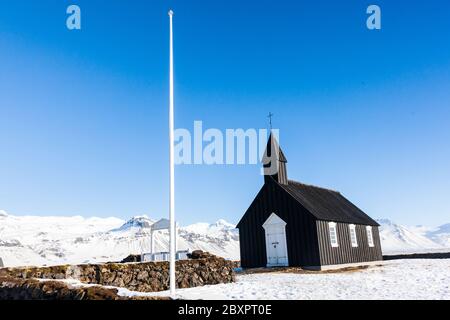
[279,180,379,226]
[240,133,379,228]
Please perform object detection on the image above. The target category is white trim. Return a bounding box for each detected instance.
[328,222,339,247]
[262,212,287,229]
[349,224,358,247]
[366,226,374,247]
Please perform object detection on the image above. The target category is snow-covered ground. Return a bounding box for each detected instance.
[25,259,450,300]
[148,259,450,300]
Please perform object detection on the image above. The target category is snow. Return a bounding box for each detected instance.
[35,278,162,298]
[0,212,240,267]
[147,259,450,300]
[111,216,154,231]
[427,223,450,247]
[377,219,443,253]
[2,210,450,300]
[36,278,157,298]
[26,259,450,300]
[183,219,235,236]
[1,210,449,268]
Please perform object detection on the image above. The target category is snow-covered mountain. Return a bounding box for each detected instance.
[426,223,450,248]
[377,219,444,253]
[1,210,449,268]
[0,211,239,268]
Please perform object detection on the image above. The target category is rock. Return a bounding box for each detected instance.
[136,270,148,281]
[120,254,141,263]
[0,276,169,300]
[188,250,213,259]
[0,253,235,295]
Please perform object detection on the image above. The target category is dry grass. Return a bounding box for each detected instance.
[238,264,383,275]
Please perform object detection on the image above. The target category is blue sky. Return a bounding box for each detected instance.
[0,0,449,226]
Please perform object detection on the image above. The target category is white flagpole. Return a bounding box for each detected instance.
[168,9,176,297]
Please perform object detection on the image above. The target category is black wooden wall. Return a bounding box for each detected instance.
[238,179,321,268]
[316,221,383,266]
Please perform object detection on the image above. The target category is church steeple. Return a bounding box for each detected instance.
[262,133,288,185]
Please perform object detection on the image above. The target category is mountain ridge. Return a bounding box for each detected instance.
[1,211,449,268]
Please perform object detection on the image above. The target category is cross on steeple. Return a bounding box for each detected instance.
[267,112,274,130]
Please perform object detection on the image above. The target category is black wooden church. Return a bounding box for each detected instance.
[237,134,382,270]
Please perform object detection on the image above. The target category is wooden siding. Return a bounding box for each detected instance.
[263,158,288,185]
[238,180,321,268]
[276,161,288,185]
[316,221,383,266]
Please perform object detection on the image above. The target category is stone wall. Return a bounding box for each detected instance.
[0,252,235,293]
[0,276,167,300]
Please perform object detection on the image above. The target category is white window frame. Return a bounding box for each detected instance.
[349,224,358,247]
[328,222,339,247]
[366,226,374,247]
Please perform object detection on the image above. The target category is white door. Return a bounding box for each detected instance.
[263,213,289,267]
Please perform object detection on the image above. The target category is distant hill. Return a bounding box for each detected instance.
[0,210,449,267]
[0,211,239,268]
[377,219,444,253]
